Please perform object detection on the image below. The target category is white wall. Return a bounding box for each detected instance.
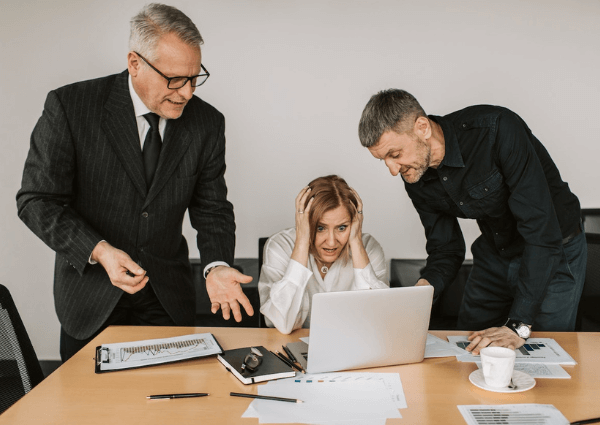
[1,0,598,360]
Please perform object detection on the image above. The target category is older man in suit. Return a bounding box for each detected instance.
[17,3,253,361]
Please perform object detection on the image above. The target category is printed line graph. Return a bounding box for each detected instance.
[120,338,211,362]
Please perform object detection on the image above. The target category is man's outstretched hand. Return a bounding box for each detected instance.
[205,266,254,322]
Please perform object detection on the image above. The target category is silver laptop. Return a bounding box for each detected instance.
[297,285,434,374]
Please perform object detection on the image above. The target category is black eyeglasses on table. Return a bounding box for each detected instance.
[241,347,263,373]
[134,51,210,89]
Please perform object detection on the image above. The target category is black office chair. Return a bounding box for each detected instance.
[582,209,600,234]
[257,237,269,328]
[575,233,600,331]
[389,259,472,330]
[0,284,45,414]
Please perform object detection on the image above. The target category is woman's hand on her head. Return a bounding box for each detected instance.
[348,188,369,269]
[291,186,314,267]
[295,186,314,243]
[349,188,364,244]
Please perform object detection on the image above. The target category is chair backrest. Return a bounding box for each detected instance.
[257,237,269,328]
[582,209,600,234]
[576,233,600,331]
[0,284,44,414]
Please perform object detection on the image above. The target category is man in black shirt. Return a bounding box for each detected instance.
[358,89,586,354]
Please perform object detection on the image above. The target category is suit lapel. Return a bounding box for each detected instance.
[102,71,147,198]
[144,116,192,207]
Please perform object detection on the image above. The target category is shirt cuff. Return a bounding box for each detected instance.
[353,263,381,289]
[509,297,537,325]
[203,261,230,279]
[88,240,107,265]
[282,259,314,286]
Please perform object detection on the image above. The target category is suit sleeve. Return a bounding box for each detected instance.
[187,114,236,269]
[16,90,104,275]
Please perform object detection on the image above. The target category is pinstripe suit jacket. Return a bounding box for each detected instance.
[17,70,235,339]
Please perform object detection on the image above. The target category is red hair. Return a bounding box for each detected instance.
[304,175,358,260]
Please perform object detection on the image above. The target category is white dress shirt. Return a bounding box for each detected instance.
[128,74,167,144]
[258,227,389,334]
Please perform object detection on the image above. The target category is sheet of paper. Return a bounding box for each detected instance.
[475,361,571,379]
[243,380,400,424]
[97,333,221,371]
[300,336,309,344]
[283,372,407,409]
[425,333,468,358]
[458,404,569,425]
[447,336,577,365]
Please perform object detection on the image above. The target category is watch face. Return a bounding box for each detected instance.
[516,325,531,339]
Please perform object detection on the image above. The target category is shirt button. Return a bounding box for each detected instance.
[443,177,448,181]
[462,123,467,128]
[142,212,149,218]
[459,201,464,205]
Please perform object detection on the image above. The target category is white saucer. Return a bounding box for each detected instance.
[469,369,536,393]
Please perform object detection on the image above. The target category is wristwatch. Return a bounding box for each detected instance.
[504,318,532,340]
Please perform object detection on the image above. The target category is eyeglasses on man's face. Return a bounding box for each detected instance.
[134,51,210,89]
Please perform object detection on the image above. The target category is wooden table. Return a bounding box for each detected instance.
[2,327,599,424]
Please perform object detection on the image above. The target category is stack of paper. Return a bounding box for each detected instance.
[458,404,569,425]
[242,372,406,424]
[446,336,574,379]
[425,333,468,358]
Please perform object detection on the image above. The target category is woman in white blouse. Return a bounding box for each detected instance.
[258,175,389,334]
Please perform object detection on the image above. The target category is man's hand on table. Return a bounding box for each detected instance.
[465,326,526,355]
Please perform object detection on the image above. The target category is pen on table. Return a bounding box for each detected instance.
[571,418,600,425]
[273,350,304,373]
[230,392,303,403]
[146,393,209,400]
[282,345,297,363]
[277,349,306,374]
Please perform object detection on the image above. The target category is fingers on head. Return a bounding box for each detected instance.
[305,196,315,212]
[296,186,310,202]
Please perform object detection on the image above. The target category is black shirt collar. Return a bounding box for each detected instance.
[429,114,465,169]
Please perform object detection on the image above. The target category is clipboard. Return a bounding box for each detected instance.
[94,332,223,373]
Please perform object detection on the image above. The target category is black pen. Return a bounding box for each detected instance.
[277,350,306,374]
[571,418,600,425]
[146,393,209,400]
[273,350,303,373]
[230,392,303,403]
[282,345,297,363]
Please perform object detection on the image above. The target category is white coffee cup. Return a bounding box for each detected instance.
[480,347,516,388]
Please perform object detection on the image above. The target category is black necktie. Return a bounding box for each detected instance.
[143,113,162,188]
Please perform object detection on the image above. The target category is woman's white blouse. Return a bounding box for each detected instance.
[258,227,389,334]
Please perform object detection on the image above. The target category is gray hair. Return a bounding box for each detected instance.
[129,3,203,61]
[358,89,427,148]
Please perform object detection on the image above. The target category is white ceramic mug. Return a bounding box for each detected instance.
[480,347,516,388]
